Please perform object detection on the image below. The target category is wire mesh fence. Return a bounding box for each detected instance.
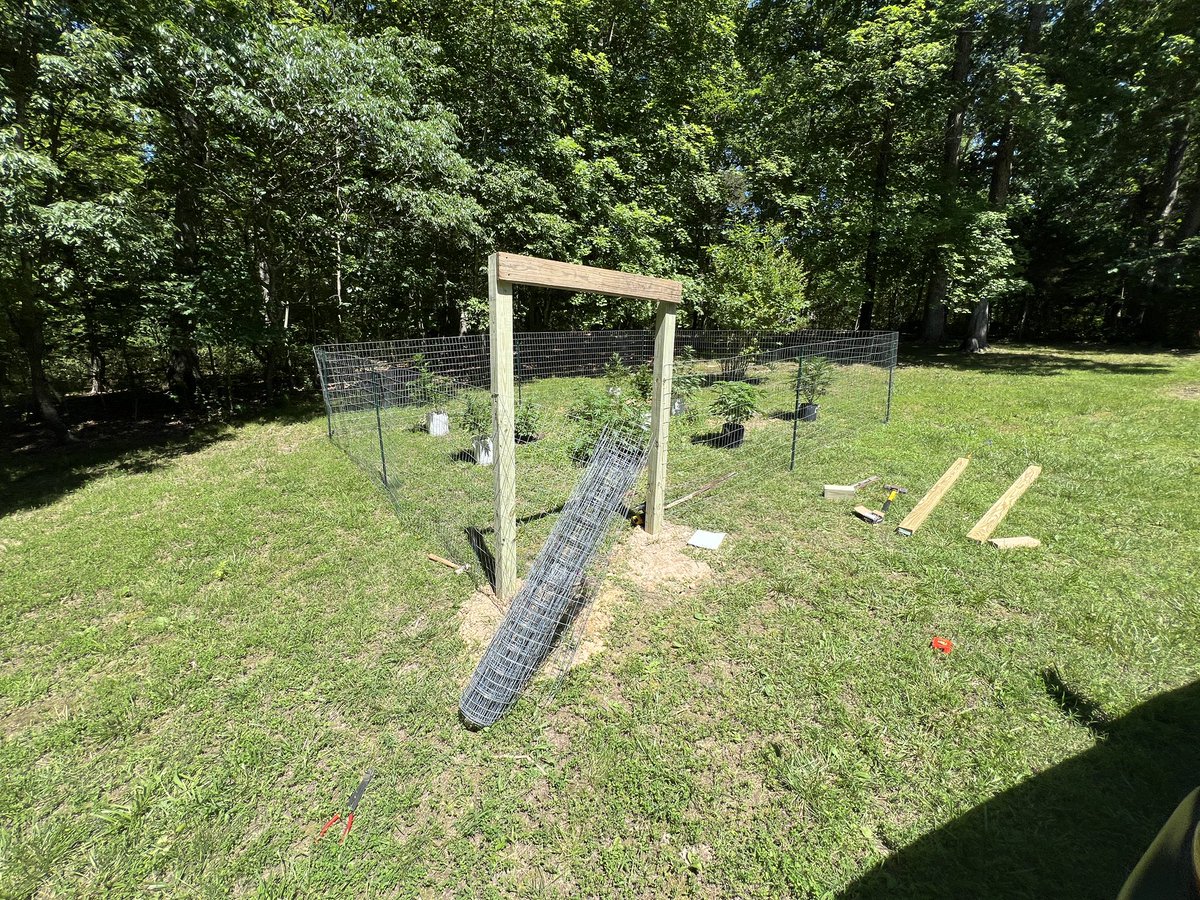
[314,327,896,721]
[313,328,897,591]
[459,426,648,727]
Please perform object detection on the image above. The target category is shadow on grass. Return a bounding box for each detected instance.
[902,344,1177,376]
[464,526,496,591]
[691,430,743,450]
[0,392,321,519]
[838,677,1200,899]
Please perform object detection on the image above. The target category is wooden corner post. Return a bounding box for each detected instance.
[488,253,518,601]
[645,302,676,535]
[488,251,681,601]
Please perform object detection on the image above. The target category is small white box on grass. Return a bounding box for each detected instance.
[688,530,726,550]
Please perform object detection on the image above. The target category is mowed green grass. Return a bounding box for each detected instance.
[1,345,1197,898]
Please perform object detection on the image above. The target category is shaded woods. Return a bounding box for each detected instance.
[2,0,1197,438]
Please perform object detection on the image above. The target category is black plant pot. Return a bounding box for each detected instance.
[799,402,819,422]
[719,422,745,449]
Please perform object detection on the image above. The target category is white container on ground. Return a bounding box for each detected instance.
[473,436,494,466]
[427,411,450,436]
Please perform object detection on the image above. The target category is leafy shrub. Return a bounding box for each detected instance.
[630,362,654,401]
[711,381,759,424]
[795,355,833,405]
[568,390,646,464]
[514,400,543,439]
[462,392,491,435]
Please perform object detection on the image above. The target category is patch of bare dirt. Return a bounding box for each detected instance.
[1166,382,1200,400]
[456,523,714,669]
[457,583,508,648]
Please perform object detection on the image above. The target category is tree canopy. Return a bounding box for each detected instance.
[2,0,1197,433]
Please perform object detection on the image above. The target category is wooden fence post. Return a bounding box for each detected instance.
[645,302,676,535]
[488,253,518,601]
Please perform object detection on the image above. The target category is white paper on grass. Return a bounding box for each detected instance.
[688,530,726,550]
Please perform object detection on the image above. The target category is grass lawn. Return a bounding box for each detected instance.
[1,344,1198,898]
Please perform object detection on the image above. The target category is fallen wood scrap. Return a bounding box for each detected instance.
[428,553,468,574]
[988,536,1041,550]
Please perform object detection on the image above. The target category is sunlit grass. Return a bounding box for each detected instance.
[1,345,1197,897]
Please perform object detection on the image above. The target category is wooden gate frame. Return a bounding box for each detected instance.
[488,251,682,601]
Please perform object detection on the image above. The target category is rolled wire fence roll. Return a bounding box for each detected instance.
[459,426,649,729]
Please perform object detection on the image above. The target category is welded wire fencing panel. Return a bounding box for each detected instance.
[458,427,648,727]
[313,328,898,590]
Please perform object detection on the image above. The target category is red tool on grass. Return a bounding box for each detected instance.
[931,636,954,654]
[318,769,375,844]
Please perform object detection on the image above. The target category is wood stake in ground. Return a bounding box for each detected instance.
[895,457,970,536]
[968,465,1042,543]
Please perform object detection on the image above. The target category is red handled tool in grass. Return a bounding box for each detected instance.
[318,769,374,844]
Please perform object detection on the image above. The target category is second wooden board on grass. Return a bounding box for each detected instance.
[968,465,1042,543]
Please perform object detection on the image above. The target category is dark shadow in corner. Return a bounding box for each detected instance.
[837,677,1200,900]
[464,526,496,591]
[0,395,322,519]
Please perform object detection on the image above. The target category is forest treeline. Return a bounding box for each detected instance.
[2,0,1197,438]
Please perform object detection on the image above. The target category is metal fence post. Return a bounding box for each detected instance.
[373,371,388,487]
[313,348,334,439]
[789,356,803,472]
[884,365,895,424]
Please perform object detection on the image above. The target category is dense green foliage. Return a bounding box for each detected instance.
[2,0,1197,435]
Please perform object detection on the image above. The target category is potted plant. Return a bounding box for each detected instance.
[795,355,833,421]
[514,399,544,444]
[671,347,702,417]
[462,392,492,464]
[604,352,627,397]
[426,403,450,436]
[711,382,759,449]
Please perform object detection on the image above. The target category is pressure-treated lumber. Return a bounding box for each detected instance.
[644,301,676,535]
[895,457,970,536]
[967,465,1042,542]
[488,254,518,601]
[495,252,682,305]
[988,536,1041,550]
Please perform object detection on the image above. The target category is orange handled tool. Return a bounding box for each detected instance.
[318,769,374,844]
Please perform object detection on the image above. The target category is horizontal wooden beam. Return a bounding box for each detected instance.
[495,252,682,305]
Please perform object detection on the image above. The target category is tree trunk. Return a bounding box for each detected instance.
[1139,115,1192,341]
[964,3,1044,352]
[921,263,950,344]
[962,297,990,352]
[8,261,70,441]
[167,111,205,407]
[6,8,69,440]
[921,26,973,345]
[859,111,895,331]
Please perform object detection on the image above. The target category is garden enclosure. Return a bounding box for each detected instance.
[313,326,899,599]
